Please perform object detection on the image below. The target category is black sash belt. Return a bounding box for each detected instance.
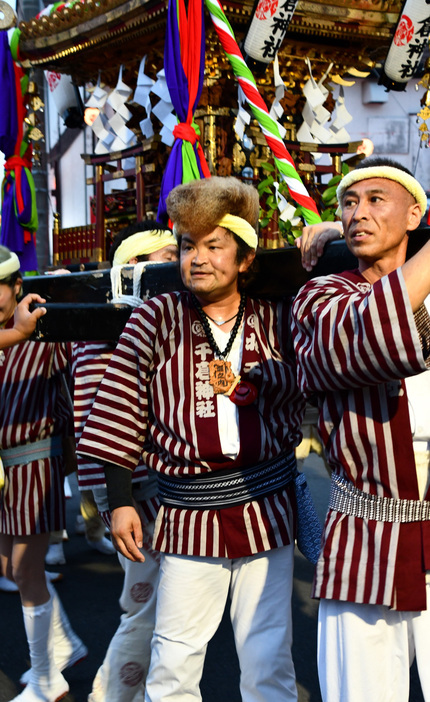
[157,452,297,510]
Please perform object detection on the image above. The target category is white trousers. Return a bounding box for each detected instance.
[144,544,297,702]
[89,524,160,702]
[318,583,430,702]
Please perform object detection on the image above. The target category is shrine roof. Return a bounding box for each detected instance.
[13,0,402,86]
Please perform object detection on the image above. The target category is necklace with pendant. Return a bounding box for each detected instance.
[192,294,258,406]
[204,311,238,326]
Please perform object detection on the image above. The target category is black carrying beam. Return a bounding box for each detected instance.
[22,229,429,342]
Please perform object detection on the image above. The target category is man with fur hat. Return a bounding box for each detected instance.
[78,176,306,701]
[72,220,178,702]
[292,157,430,702]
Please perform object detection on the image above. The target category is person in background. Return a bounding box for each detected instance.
[0,289,46,348]
[73,220,178,702]
[292,157,430,702]
[0,245,87,702]
[0,281,62,595]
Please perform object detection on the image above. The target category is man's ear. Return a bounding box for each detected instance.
[14,278,23,298]
[239,250,256,273]
[407,202,423,233]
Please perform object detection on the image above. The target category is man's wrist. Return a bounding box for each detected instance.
[104,462,134,511]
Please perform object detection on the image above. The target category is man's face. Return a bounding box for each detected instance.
[180,227,254,302]
[147,245,178,263]
[0,280,21,327]
[341,177,421,267]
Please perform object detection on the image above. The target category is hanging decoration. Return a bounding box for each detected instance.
[85,68,136,155]
[297,60,353,147]
[105,66,135,152]
[379,0,430,91]
[0,30,38,271]
[269,55,287,131]
[205,0,321,225]
[234,85,252,148]
[329,87,353,143]
[150,68,176,146]
[132,56,155,141]
[296,59,332,145]
[156,0,211,224]
[85,76,114,154]
[416,60,430,148]
[45,71,84,128]
[243,0,299,73]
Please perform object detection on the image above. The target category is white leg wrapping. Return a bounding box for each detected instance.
[89,547,159,702]
[12,598,69,702]
[20,582,88,686]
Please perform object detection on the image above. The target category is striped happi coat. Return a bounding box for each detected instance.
[72,342,158,523]
[0,332,72,535]
[72,342,149,488]
[292,268,430,611]
[78,292,305,559]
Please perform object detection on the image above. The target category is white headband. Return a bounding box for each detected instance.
[217,214,258,250]
[173,214,258,251]
[336,166,428,217]
[0,251,20,279]
[112,229,177,266]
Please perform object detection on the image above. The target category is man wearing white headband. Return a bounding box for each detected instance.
[78,176,309,702]
[0,245,87,702]
[0,249,47,348]
[72,220,178,702]
[109,221,178,267]
[292,157,430,702]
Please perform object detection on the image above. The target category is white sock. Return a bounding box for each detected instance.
[46,580,86,664]
[22,598,55,678]
[20,597,69,700]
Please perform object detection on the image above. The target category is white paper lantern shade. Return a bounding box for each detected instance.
[243,0,299,73]
[379,0,430,91]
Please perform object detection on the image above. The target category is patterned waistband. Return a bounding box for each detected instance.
[157,452,297,510]
[0,436,63,468]
[329,473,430,523]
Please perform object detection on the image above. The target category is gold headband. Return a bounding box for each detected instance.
[217,214,258,250]
[112,230,177,266]
[0,251,20,279]
[336,166,428,217]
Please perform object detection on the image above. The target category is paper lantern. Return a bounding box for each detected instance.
[243,0,299,73]
[380,0,430,91]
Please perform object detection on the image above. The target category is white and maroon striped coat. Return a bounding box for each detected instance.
[292,268,430,612]
[72,342,158,523]
[72,342,148,488]
[78,292,305,559]
[0,334,72,534]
